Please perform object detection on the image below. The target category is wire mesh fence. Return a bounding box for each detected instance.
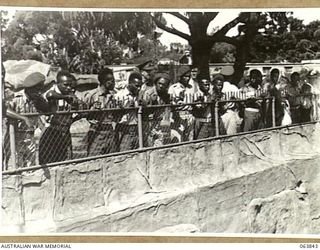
[2,119,11,171]
[2,93,320,171]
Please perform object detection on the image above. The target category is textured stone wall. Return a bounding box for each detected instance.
[2,123,320,233]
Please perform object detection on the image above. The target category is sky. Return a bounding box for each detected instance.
[158,9,320,47]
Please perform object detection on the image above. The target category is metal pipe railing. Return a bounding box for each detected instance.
[137,106,144,149]
[312,94,319,121]
[3,121,318,176]
[19,106,139,117]
[4,94,319,172]
[272,96,276,127]
[9,123,17,169]
[214,102,219,137]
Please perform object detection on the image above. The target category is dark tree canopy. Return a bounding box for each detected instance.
[251,18,320,63]
[154,12,293,84]
[0,11,9,31]
[210,43,236,63]
[1,11,157,73]
[154,12,241,79]
[2,10,320,80]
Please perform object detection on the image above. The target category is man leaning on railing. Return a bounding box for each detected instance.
[142,72,171,147]
[38,70,81,164]
[192,77,215,140]
[81,67,119,156]
[240,69,264,131]
[115,72,143,151]
[169,66,194,142]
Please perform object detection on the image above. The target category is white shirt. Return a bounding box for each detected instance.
[221,109,242,135]
[114,88,138,125]
[222,81,240,98]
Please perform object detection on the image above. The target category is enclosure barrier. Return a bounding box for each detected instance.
[2,94,319,172]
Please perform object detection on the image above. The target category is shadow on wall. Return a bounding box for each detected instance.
[1,122,320,233]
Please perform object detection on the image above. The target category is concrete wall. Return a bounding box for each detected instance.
[2,123,320,233]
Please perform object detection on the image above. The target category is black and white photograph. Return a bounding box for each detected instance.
[1,7,320,236]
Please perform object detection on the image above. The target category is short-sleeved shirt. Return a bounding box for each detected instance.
[42,85,75,127]
[82,87,117,125]
[193,90,213,120]
[139,83,155,104]
[184,80,199,103]
[114,88,139,125]
[285,85,301,107]
[140,85,158,105]
[82,87,116,109]
[168,82,185,103]
[141,86,170,105]
[222,81,240,97]
[141,87,171,125]
[240,85,262,109]
[188,78,200,93]
[300,83,313,109]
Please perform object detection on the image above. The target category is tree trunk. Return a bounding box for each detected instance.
[232,41,249,86]
[232,19,257,86]
[191,40,212,80]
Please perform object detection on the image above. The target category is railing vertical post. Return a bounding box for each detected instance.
[313,94,319,121]
[137,106,144,149]
[9,123,17,169]
[272,97,276,127]
[214,101,219,136]
[35,141,40,165]
[316,94,320,121]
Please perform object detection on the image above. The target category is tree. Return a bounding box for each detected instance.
[231,12,288,83]
[2,11,157,73]
[3,11,64,62]
[212,12,289,83]
[127,35,167,64]
[154,12,234,79]
[210,42,235,63]
[0,11,9,31]
[251,17,320,63]
[59,11,156,68]
[170,42,187,54]
[153,12,290,84]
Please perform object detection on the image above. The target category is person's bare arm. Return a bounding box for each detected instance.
[46,91,76,103]
[6,108,32,128]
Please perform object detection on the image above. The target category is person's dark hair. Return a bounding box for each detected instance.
[128,72,142,82]
[270,68,280,75]
[57,70,74,82]
[249,69,262,78]
[301,83,311,92]
[290,72,300,81]
[212,74,225,82]
[153,72,171,85]
[98,67,113,84]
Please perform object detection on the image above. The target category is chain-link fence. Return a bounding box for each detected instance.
[2,119,12,171]
[2,94,320,171]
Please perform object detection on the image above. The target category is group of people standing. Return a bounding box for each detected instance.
[2,61,318,169]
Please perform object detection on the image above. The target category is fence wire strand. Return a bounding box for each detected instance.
[2,94,320,170]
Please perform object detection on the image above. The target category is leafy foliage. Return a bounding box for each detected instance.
[155,12,320,83]
[0,11,9,31]
[251,17,320,62]
[210,43,236,63]
[2,11,156,73]
[154,12,291,80]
